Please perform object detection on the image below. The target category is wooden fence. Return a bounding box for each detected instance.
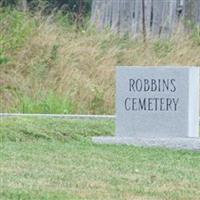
[91,0,200,38]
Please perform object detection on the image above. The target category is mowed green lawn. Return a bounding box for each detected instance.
[0,117,200,200]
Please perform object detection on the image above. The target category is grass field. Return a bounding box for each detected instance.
[0,117,200,200]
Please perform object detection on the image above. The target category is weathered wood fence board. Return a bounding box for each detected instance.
[91,0,200,38]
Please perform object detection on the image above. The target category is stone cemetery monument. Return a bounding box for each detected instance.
[93,66,200,150]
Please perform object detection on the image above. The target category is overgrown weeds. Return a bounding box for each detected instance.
[1,8,200,114]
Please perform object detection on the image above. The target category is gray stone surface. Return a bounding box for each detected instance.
[116,66,200,138]
[92,136,200,151]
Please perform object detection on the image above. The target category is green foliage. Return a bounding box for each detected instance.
[153,40,173,58]
[1,0,93,16]
[0,117,114,142]
[0,54,9,64]
[90,87,105,114]
[55,10,74,27]
[50,44,59,60]
[0,8,36,53]
[14,91,76,114]
[191,26,200,45]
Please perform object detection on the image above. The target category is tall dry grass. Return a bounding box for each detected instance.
[1,9,200,114]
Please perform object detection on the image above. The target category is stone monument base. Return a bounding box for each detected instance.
[92,136,200,151]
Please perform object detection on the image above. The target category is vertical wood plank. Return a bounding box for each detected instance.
[131,0,142,37]
[111,0,120,32]
[118,0,133,34]
[145,0,153,37]
[196,0,200,25]
[91,0,200,38]
[184,0,197,27]
[152,0,164,36]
